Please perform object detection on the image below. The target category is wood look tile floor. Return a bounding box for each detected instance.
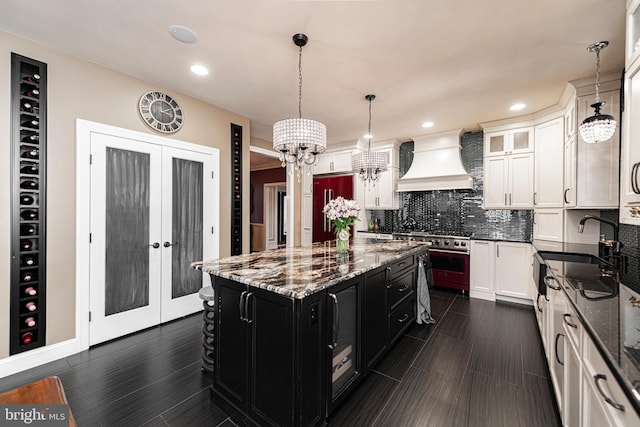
[0,289,561,427]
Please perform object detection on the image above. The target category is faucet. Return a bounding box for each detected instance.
[578,215,622,256]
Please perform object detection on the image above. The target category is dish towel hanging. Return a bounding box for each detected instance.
[416,254,435,324]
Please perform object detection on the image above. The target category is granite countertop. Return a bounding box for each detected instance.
[191,239,429,299]
[538,247,640,416]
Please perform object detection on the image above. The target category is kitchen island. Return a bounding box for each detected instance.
[192,239,429,427]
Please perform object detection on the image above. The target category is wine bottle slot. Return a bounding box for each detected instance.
[24,301,37,312]
[20,240,34,251]
[21,148,39,159]
[20,210,38,221]
[21,88,39,98]
[20,163,38,175]
[21,101,36,113]
[20,179,38,190]
[24,316,36,328]
[22,73,40,83]
[20,224,36,235]
[21,331,34,345]
[21,271,35,282]
[21,133,39,143]
[23,286,37,296]
[20,194,35,205]
[21,119,39,129]
[21,255,36,267]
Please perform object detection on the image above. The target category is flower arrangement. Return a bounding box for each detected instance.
[323,196,361,229]
[323,197,360,252]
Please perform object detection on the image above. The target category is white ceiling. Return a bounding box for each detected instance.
[0,0,626,149]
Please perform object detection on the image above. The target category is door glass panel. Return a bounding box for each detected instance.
[331,285,358,400]
[489,135,504,152]
[512,130,530,150]
[105,148,150,316]
[171,158,203,299]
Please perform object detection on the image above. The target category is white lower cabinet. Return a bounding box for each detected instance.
[582,334,636,427]
[470,241,531,303]
[533,209,564,242]
[469,240,495,301]
[564,335,581,427]
[533,267,640,427]
[494,242,533,301]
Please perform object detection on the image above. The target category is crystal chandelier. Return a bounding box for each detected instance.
[351,94,388,185]
[579,41,617,144]
[273,33,327,181]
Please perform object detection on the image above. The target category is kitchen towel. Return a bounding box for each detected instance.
[416,255,435,324]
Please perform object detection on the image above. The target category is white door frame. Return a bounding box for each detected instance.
[76,119,219,351]
[263,182,286,249]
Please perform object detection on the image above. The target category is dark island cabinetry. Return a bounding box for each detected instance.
[213,278,326,427]
[200,242,429,427]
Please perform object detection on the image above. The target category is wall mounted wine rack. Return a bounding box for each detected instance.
[231,124,243,255]
[10,53,47,355]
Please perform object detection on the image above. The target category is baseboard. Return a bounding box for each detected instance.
[469,289,496,302]
[495,294,534,307]
[0,338,85,379]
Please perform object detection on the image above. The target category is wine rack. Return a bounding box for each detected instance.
[10,53,47,355]
[231,124,243,255]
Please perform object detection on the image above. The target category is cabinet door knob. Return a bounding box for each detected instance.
[148,242,160,249]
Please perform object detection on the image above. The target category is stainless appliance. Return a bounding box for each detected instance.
[393,230,470,293]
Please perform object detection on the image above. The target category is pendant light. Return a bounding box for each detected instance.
[273,33,327,181]
[351,94,388,186]
[579,41,617,144]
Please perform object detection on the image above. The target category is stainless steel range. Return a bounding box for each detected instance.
[393,230,471,293]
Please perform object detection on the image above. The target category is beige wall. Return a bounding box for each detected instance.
[0,30,250,359]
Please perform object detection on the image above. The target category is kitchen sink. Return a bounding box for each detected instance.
[537,250,619,300]
[537,251,611,265]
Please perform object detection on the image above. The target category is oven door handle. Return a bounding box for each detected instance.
[429,249,470,255]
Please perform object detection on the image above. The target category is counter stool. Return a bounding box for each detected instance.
[198,286,215,374]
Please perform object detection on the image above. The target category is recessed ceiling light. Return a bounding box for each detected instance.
[422,121,434,128]
[510,103,526,111]
[168,25,197,43]
[363,133,373,139]
[190,64,209,76]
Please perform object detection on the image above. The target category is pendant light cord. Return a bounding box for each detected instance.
[595,46,601,103]
[298,44,303,119]
[367,97,372,151]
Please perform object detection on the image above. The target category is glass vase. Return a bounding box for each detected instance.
[336,226,350,253]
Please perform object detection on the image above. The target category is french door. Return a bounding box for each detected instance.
[89,132,215,345]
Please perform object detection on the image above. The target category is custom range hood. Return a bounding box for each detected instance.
[397,129,474,192]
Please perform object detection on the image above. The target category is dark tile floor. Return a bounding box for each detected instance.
[0,288,560,427]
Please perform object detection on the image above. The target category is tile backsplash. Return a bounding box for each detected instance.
[372,130,533,241]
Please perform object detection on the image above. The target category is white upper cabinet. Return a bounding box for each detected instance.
[484,127,533,157]
[573,90,620,208]
[627,0,640,66]
[358,142,400,210]
[621,1,640,224]
[534,118,564,208]
[483,127,534,209]
[313,150,353,175]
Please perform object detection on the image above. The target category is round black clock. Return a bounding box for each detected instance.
[138,91,183,133]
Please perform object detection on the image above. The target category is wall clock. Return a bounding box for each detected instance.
[138,91,183,133]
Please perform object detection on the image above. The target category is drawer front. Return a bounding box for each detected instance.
[562,300,581,351]
[389,297,415,343]
[583,335,638,426]
[388,268,415,309]
[389,255,415,276]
